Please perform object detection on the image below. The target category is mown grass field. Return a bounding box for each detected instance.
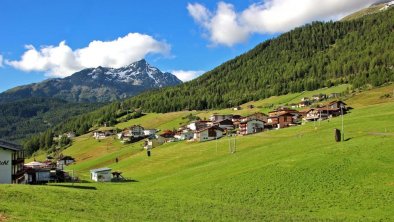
[1,84,394,221]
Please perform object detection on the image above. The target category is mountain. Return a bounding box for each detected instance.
[342,0,394,21]
[0,59,182,103]
[50,7,394,138]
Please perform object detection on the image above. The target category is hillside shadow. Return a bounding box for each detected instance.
[49,184,97,190]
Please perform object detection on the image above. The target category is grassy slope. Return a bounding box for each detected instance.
[2,84,394,221]
[341,4,386,21]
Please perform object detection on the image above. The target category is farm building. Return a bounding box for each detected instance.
[57,156,75,170]
[232,106,242,111]
[25,168,51,184]
[174,129,194,141]
[298,100,311,108]
[143,129,157,137]
[267,113,296,129]
[187,120,213,131]
[209,114,233,122]
[0,140,25,184]
[193,126,224,142]
[327,100,347,110]
[90,168,112,182]
[239,119,265,135]
[217,119,234,131]
[118,125,146,142]
[144,135,166,149]
[93,127,117,139]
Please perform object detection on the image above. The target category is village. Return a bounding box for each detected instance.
[93,96,348,152]
[0,93,348,184]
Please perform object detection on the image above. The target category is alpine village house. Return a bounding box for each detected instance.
[0,140,25,184]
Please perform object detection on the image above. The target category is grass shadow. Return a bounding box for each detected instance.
[111,179,139,183]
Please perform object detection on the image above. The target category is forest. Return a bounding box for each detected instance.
[0,98,103,142]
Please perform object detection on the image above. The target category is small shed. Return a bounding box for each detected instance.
[90,168,112,182]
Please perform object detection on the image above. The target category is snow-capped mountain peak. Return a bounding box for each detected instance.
[0,59,182,103]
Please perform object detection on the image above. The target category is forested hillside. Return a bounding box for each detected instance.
[25,8,394,151]
[123,8,393,113]
[0,98,103,142]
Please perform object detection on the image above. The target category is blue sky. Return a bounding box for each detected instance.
[0,0,374,92]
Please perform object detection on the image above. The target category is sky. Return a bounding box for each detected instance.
[0,0,376,92]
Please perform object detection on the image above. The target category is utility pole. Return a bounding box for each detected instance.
[341,104,344,141]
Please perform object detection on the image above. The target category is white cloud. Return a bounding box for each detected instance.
[0,54,3,67]
[171,70,205,82]
[188,0,376,46]
[7,33,170,77]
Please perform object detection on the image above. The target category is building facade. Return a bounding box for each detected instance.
[0,140,25,184]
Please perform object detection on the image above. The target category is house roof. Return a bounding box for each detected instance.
[195,125,224,133]
[0,140,22,151]
[327,100,347,106]
[270,112,295,118]
[240,118,266,123]
[217,119,234,125]
[59,156,75,161]
[90,167,112,173]
[96,127,117,132]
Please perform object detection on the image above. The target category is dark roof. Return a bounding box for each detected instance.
[327,100,347,106]
[218,119,233,125]
[0,140,22,151]
[59,156,75,161]
[195,125,224,133]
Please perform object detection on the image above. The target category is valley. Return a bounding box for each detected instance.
[1,84,392,221]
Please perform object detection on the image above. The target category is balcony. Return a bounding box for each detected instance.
[12,169,26,181]
[12,158,24,165]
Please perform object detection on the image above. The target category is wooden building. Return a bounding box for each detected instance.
[238,119,265,135]
[193,126,224,142]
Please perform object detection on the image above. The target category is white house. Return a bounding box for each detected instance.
[118,125,145,142]
[65,132,76,139]
[90,168,112,182]
[93,127,117,139]
[193,126,224,142]
[187,121,213,131]
[0,140,25,184]
[143,129,157,137]
[174,129,194,141]
[239,119,265,135]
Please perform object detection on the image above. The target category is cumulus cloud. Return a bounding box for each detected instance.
[7,33,170,77]
[188,0,376,46]
[171,70,205,82]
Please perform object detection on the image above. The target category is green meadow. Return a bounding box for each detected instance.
[1,85,394,221]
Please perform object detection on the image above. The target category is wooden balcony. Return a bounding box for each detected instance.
[12,158,24,165]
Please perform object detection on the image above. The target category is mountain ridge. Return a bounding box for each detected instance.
[0,59,181,103]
